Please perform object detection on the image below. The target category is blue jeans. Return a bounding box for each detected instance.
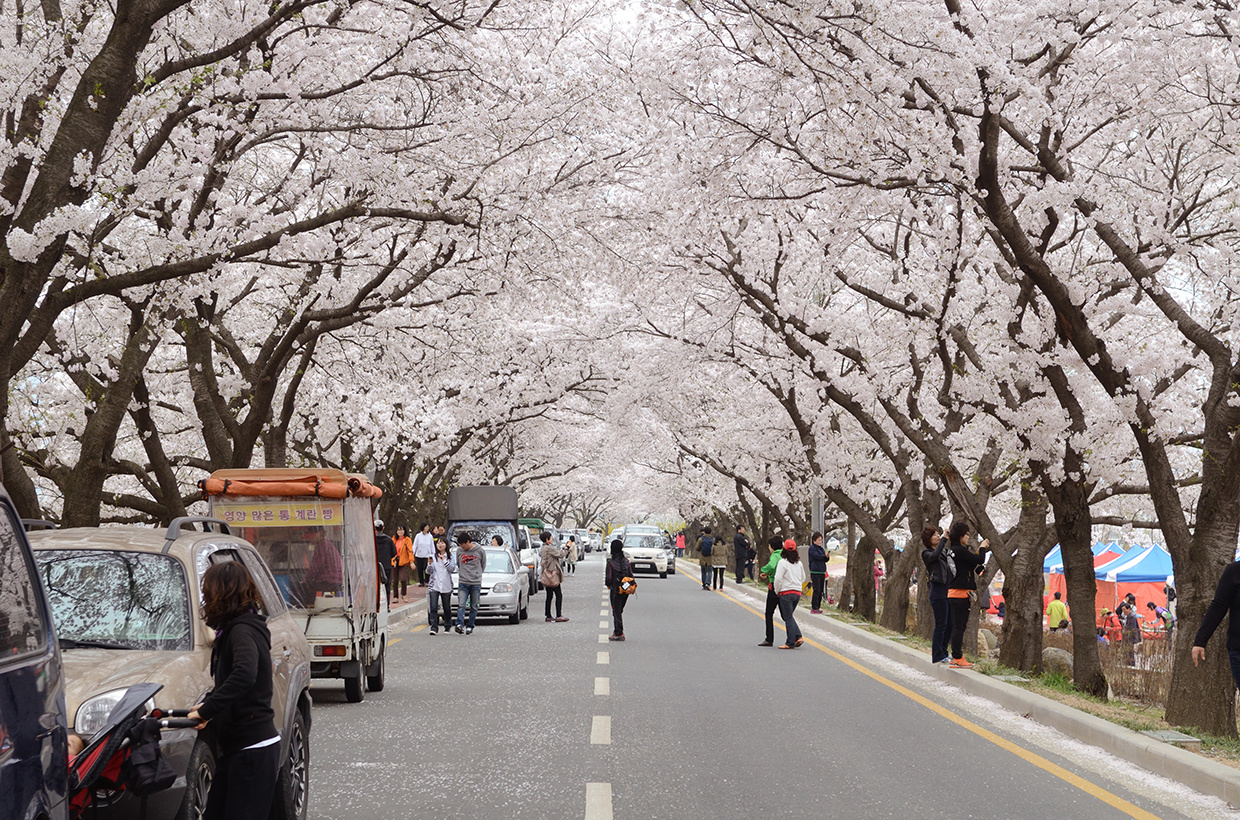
[700,564,712,588]
[778,593,802,645]
[427,589,452,630]
[456,583,480,628]
[929,582,952,663]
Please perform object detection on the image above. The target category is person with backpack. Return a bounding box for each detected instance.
[920,526,951,663]
[605,539,633,641]
[733,525,751,585]
[774,539,806,649]
[808,531,828,614]
[539,531,569,622]
[757,536,784,646]
[945,521,989,669]
[188,561,280,820]
[696,527,715,590]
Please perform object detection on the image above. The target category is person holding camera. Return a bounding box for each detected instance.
[945,521,989,669]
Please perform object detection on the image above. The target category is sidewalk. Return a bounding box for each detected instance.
[387,582,428,625]
[720,576,1240,807]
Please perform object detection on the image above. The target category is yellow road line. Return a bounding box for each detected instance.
[679,572,1162,820]
[389,638,403,646]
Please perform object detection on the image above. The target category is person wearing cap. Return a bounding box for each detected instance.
[454,532,487,634]
[374,520,396,606]
[774,539,806,649]
[1046,592,1069,633]
[757,536,784,647]
[1100,607,1122,643]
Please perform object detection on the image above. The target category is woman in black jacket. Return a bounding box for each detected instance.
[605,539,632,641]
[189,561,280,820]
[945,521,989,669]
[919,526,950,663]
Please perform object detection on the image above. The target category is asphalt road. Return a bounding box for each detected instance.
[306,554,1238,820]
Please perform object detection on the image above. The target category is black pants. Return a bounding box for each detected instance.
[610,590,628,636]
[415,556,429,585]
[764,586,779,643]
[545,585,563,618]
[712,567,724,589]
[204,742,280,820]
[948,597,972,659]
[736,562,746,584]
[810,573,825,610]
[930,584,951,663]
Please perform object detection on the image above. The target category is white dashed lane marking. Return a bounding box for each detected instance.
[599,620,608,629]
[597,651,609,664]
[585,782,613,820]
[598,634,608,643]
[590,716,611,745]
[594,677,609,696]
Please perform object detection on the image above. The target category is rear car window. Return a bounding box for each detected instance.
[37,550,192,651]
[0,506,48,660]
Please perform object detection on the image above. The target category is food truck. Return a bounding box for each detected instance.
[201,469,389,703]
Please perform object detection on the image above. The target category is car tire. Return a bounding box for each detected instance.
[175,739,215,820]
[270,707,310,820]
[365,642,385,692]
[659,571,667,579]
[344,674,364,703]
[519,597,529,620]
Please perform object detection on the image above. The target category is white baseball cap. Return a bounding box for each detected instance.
[374,519,384,529]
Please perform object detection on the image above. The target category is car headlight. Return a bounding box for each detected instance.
[76,689,156,736]
[491,582,513,593]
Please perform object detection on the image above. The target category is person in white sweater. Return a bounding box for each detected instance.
[412,523,436,586]
[773,539,806,649]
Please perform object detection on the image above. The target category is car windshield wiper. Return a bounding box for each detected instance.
[59,638,136,650]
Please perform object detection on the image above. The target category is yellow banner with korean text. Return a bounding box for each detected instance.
[213,500,345,528]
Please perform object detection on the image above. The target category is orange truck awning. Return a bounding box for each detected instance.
[200,468,383,500]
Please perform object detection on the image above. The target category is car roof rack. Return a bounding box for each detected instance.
[163,516,231,554]
[21,519,56,532]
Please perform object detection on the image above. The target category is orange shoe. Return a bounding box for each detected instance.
[949,657,974,669]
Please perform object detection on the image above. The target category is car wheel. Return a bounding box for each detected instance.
[271,707,310,820]
[659,571,667,579]
[519,595,529,620]
[175,739,215,820]
[365,642,385,692]
[344,673,364,703]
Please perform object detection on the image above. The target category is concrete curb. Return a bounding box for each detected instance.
[725,579,1240,807]
[388,597,427,626]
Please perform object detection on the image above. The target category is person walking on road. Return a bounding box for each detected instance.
[605,539,632,641]
[539,531,569,622]
[733,525,751,585]
[697,527,716,590]
[454,532,486,634]
[189,562,281,820]
[775,539,806,649]
[1046,592,1069,633]
[1192,559,1240,686]
[565,536,578,575]
[374,520,396,606]
[920,526,952,663]
[946,521,989,669]
[758,536,784,647]
[426,537,454,635]
[808,531,828,614]
[413,523,435,586]
[392,525,414,604]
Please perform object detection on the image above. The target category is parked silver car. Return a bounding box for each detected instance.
[450,544,531,624]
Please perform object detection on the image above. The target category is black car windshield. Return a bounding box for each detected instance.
[36,550,193,651]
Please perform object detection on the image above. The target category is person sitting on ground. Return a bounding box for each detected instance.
[1046,591,1069,633]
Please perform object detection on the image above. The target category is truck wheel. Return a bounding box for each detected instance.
[344,674,364,703]
[365,643,385,692]
[175,739,214,820]
[270,707,310,820]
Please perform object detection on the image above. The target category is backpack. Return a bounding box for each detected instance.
[699,535,714,557]
[618,575,637,595]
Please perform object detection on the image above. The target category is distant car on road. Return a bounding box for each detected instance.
[1,491,69,820]
[30,519,313,820]
[622,533,669,579]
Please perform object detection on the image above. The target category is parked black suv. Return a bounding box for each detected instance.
[0,488,69,820]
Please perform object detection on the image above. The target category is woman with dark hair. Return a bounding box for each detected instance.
[189,561,279,820]
[758,535,785,647]
[945,521,989,669]
[413,522,435,586]
[605,539,632,641]
[392,524,414,603]
[774,539,806,649]
[920,526,951,663]
[539,531,569,622]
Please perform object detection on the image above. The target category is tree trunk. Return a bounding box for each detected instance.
[1047,479,1108,698]
[878,544,918,633]
[848,533,877,622]
[914,569,933,639]
[997,489,1055,672]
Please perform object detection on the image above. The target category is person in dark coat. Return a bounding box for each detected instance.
[919,526,951,663]
[733,525,751,585]
[189,561,279,820]
[374,520,396,605]
[808,531,828,613]
[945,521,989,669]
[605,539,632,641]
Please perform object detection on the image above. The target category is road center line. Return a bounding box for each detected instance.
[597,651,609,664]
[599,620,609,629]
[598,633,608,643]
[585,782,612,820]
[594,677,609,696]
[388,637,402,646]
[600,609,608,616]
[682,572,1164,820]
[590,716,611,745]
